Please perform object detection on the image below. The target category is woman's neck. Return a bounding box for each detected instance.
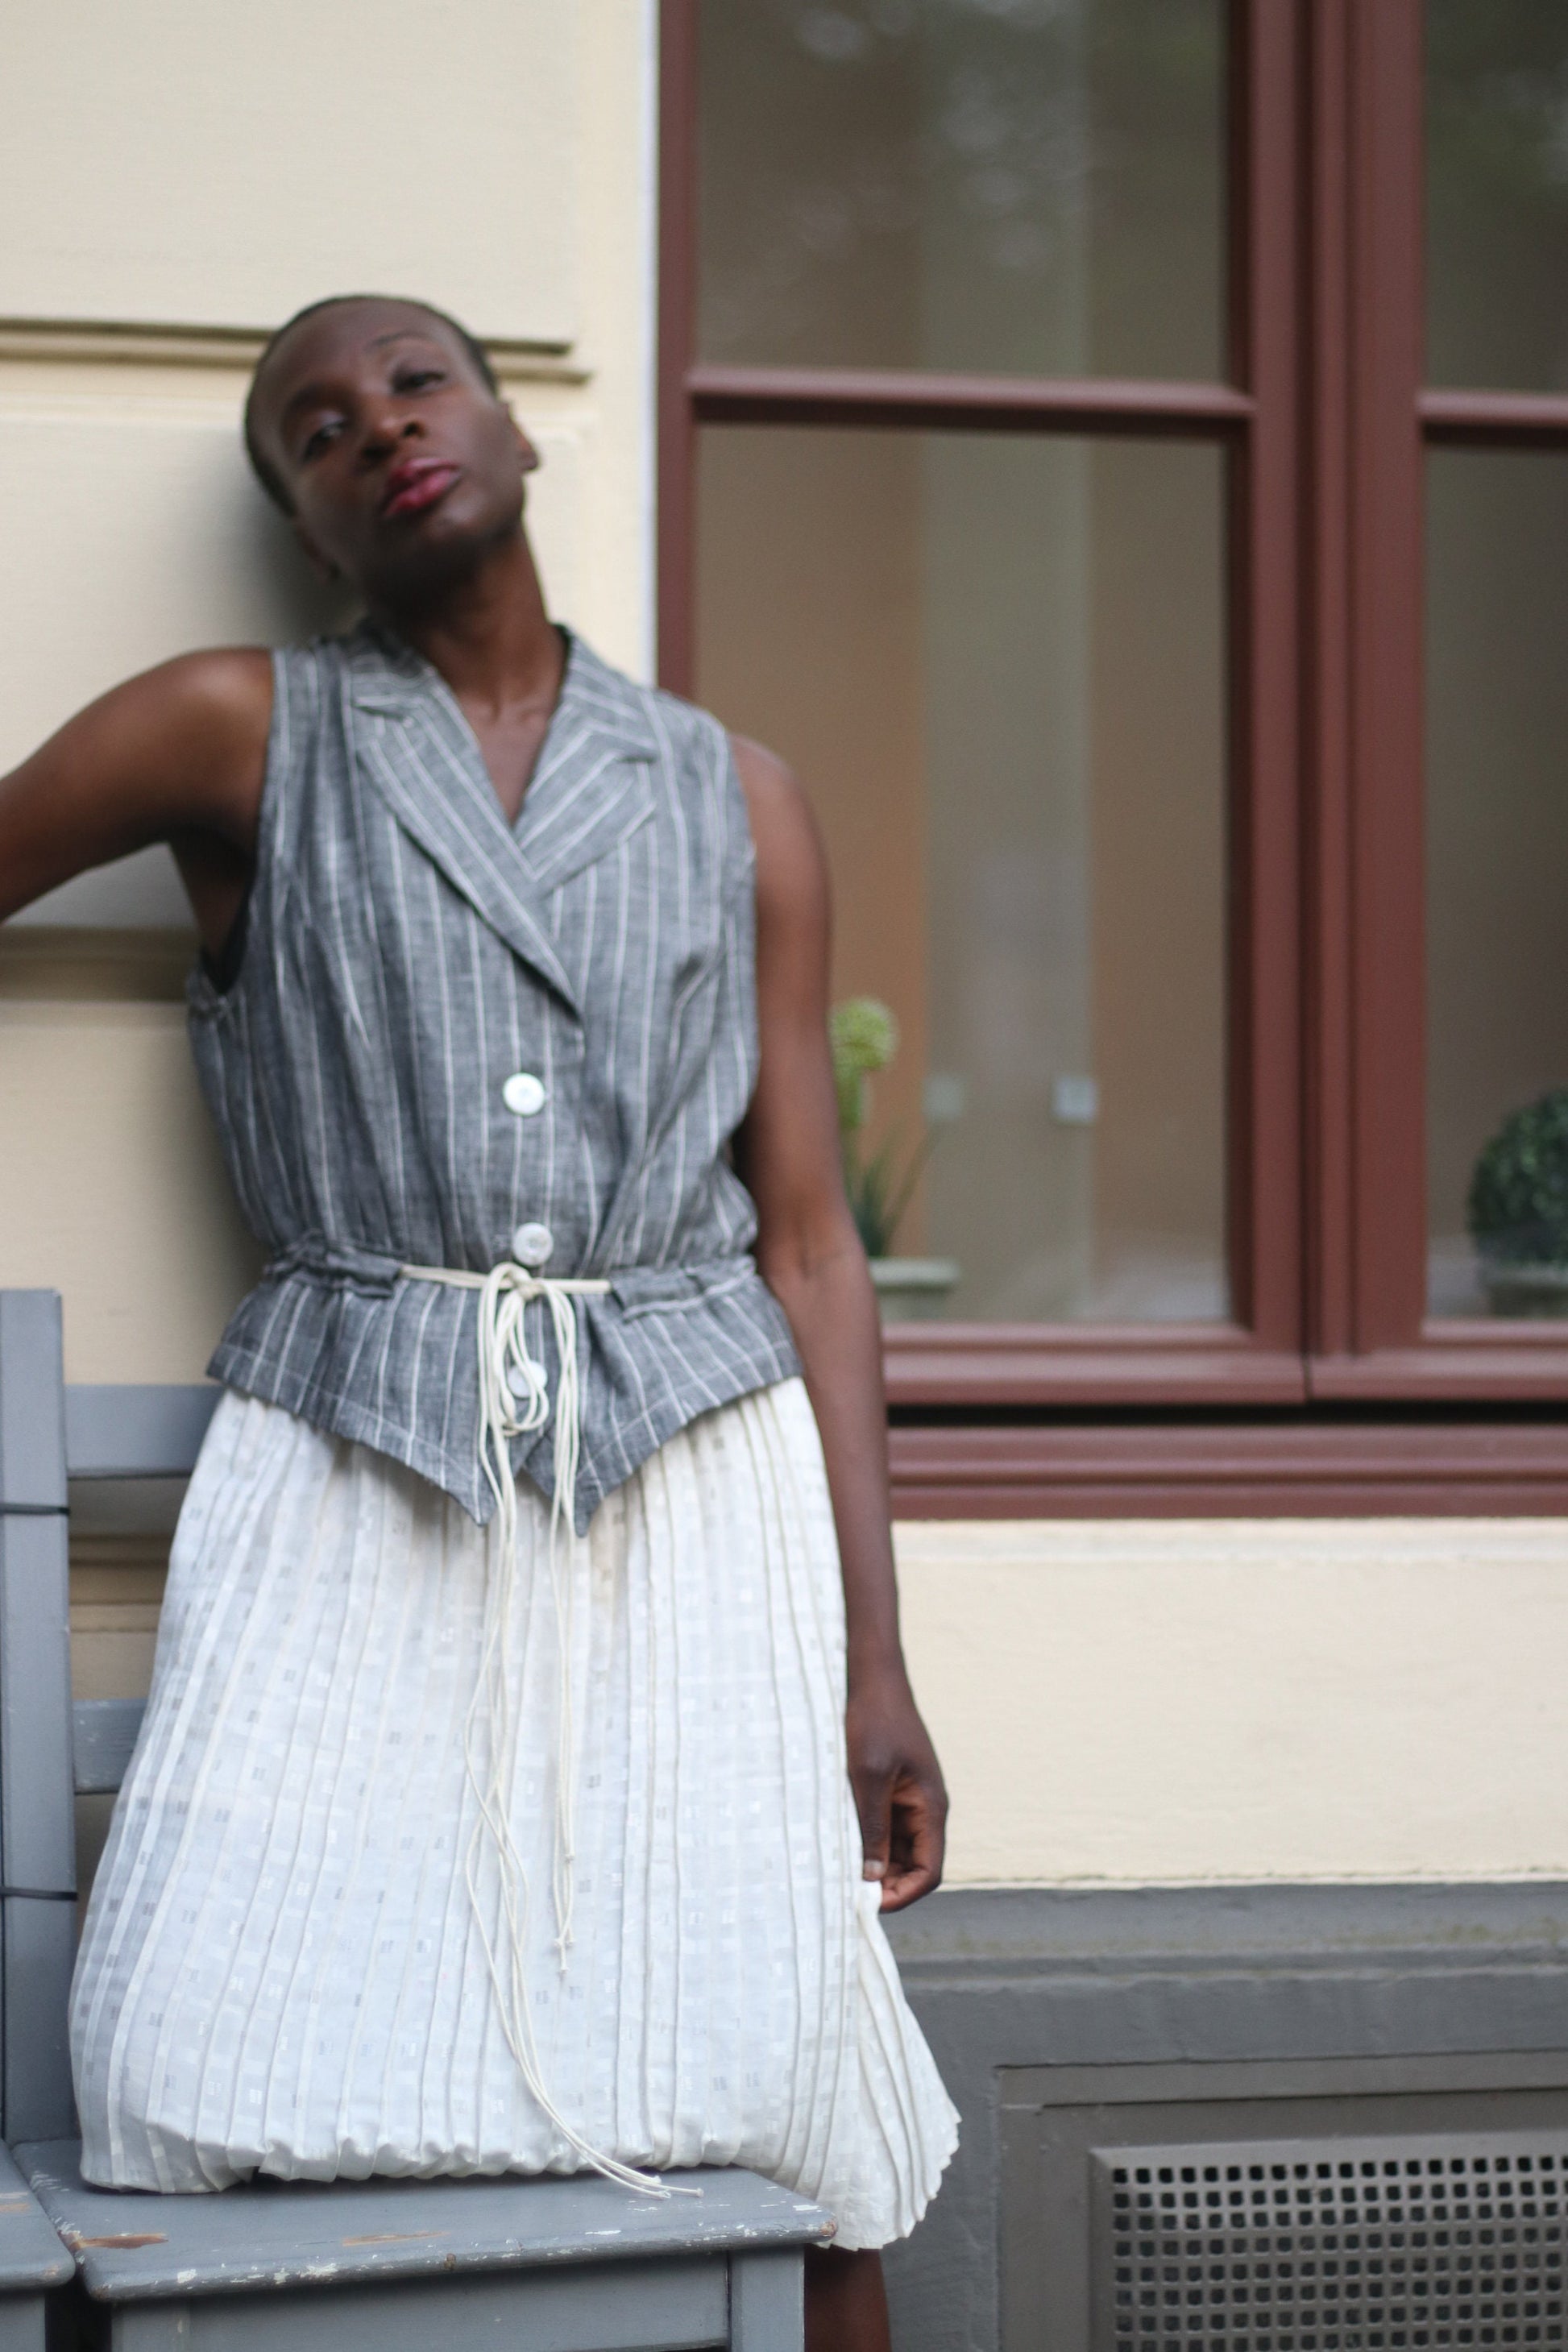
[372,528,562,724]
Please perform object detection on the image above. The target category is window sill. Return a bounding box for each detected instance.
[886,1417,1568,1518]
[882,1325,1307,1408]
[1310,1329,1568,1402]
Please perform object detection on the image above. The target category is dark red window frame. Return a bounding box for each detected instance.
[657,0,1568,1516]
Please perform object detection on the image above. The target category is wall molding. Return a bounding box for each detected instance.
[0,927,193,1003]
[0,319,589,385]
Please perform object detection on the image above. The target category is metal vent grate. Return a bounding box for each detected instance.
[1092,2131,1568,2352]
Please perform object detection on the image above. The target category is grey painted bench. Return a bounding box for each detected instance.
[0,1291,832,2349]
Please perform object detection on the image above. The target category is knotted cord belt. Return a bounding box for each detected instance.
[398,1256,691,2199]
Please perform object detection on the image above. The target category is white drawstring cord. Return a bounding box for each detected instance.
[398,1256,693,2200]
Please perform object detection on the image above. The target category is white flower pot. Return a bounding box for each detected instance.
[869,1257,960,1322]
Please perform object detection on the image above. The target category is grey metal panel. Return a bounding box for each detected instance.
[64,1386,218,1481]
[73,1699,146,1797]
[0,1516,74,1896]
[2,1901,77,2144]
[19,2143,833,2302]
[729,2251,803,2352]
[1005,2073,1568,2352]
[1089,2126,1568,2352]
[0,1296,66,1512]
[0,2144,72,2292]
[110,2262,728,2351]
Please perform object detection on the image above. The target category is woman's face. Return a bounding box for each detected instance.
[249,298,537,606]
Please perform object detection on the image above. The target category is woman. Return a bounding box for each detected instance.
[0,294,956,2351]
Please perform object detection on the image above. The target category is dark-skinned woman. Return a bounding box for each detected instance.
[0,296,956,2352]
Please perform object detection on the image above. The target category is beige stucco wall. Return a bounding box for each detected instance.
[895,1517,1568,1887]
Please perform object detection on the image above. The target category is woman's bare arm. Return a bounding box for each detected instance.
[0,651,273,953]
[731,732,946,1912]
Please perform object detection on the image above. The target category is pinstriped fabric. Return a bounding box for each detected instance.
[70,1380,959,2242]
[188,623,799,1533]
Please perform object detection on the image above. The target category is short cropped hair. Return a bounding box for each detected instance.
[243,294,500,513]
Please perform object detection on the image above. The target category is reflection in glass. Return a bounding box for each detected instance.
[698,0,1226,381]
[696,428,1229,1322]
[1427,450,1568,1314]
[1427,2,1568,391]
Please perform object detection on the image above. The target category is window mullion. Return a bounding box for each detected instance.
[1226,0,1307,1358]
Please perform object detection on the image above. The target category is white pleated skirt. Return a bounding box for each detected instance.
[70,1378,957,2248]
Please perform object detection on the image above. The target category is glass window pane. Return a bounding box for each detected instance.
[697,0,1226,381]
[696,426,1229,1322]
[1427,2,1568,392]
[1426,450,1568,1316]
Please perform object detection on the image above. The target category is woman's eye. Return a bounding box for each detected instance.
[396,368,444,392]
[300,419,342,463]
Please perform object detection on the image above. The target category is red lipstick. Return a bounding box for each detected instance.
[381,458,460,520]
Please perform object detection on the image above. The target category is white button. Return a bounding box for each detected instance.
[502,1072,546,1118]
[506,1358,546,1396]
[511,1221,554,1267]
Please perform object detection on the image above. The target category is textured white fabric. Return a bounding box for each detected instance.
[71,1379,958,2247]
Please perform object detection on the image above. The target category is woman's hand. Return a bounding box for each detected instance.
[847,1659,947,1910]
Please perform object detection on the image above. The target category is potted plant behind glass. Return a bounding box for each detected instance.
[1467,1084,1568,1315]
[828,997,957,1321]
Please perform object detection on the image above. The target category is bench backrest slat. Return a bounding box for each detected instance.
[64,1385,217,1481]
[0,1295,78,2143]
[0,1300,217,2138]
[73,1699,147,1798]
[0,1303,218,2134]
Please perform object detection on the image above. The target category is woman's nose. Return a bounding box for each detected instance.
[361,409,421,458]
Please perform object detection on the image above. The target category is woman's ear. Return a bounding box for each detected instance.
[509,410,542,475]
[292,517,338,583]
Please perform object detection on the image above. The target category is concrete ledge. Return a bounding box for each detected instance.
[887,1877,1568,1977]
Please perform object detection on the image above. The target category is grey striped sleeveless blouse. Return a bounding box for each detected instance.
[188,620,799,1533]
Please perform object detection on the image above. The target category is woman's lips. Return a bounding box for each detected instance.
[381,462,460,520]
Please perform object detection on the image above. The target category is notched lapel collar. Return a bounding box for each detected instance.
[514,633,663,895]
[343,631,581,1014]
[516,731,656,896]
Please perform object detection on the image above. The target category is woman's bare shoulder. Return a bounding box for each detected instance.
[0,649,276,922]
[728,732,828,923]
[47,646,269,803]
[117,646,276,745]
